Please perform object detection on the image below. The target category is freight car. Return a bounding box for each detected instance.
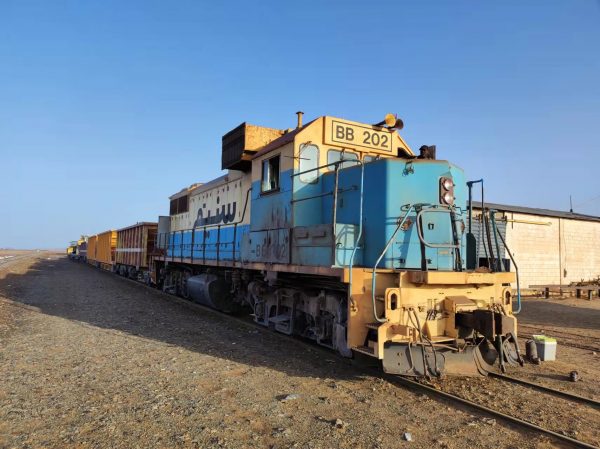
[150,113,523,377]
[86,230,116,270]
[66,237,88,261]
[115,222,157,281]
[76,236,88,262]
[86,235,97,266]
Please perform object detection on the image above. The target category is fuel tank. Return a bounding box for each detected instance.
[187,274,233,312]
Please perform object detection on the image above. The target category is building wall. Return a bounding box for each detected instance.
[561,217,600,283]
[504,212,600,288]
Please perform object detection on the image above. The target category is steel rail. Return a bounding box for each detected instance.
[384,375,600,449]
[81,259,600,449]
[489,372,600,409]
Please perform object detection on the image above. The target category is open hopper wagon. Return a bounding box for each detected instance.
[86,235,97,266]
[115,222,157,281]
[95,230,117,271]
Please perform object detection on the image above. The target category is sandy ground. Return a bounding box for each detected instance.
[0,250,40,256]
[0,250,47,260]
[0,254,598,449]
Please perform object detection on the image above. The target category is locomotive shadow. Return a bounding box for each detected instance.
[0,256,369,382]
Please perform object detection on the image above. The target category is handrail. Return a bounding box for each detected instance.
[493,217,522,314]
[332,163,340,238]
[290,186,356,203]
[290,156,366,313]
[489,210,503,272]
[348,161,365,311]
[466,179,483,234]
[291,158,361,178]
[415,206,461,249]
[371,204,416,323]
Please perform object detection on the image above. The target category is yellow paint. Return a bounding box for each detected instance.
[87,235,97,263]
[239,116,415,185]
[96,230,117,265]
[343,268,516,359]
[251,142,295,183]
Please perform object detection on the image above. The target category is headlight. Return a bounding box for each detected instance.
[443,192,454,204]
[439,176,455,205]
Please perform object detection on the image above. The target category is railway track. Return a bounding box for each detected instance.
[388,375,599,449]
[489,372,600,408]
[84,260,600,449]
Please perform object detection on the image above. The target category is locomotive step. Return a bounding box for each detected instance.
[353,346,376,356]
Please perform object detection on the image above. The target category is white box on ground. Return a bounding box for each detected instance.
[532,335,557,361]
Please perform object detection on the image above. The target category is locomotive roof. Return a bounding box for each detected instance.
[168,115,413,199]
[169,172,246,200]
[169,182,203,200]
[250,115,413,159]
[251,119,317,160]
[473,201,600,223]
[189,172,245,195]
[117,221,158,232]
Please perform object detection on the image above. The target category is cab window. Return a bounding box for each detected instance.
[261,155,280,193]
[327,149,358,170]
[299,144,319,183]
[364,155,378,163]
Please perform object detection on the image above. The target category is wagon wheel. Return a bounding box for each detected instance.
[162,272,173,293]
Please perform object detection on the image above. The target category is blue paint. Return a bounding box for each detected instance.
[166,159,468,271]
[250,170,293,231]
[318,158,467,269]
[167,224,250,262]
[293,170,325,226]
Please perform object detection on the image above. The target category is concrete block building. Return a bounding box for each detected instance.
[473,202,600,289]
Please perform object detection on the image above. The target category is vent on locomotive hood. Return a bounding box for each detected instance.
[221,123,285,171]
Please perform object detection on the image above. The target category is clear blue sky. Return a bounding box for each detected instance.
[1,1,599,249]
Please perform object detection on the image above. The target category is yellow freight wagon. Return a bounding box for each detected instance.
[87,235,97,265]
[96,230,117,271]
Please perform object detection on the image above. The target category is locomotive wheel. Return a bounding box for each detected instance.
[162,272,173,293]
[180,271,191,300]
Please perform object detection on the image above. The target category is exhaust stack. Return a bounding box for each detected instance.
[296,111,304,128]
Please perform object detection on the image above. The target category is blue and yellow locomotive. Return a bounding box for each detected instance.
[153,113,522,377]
